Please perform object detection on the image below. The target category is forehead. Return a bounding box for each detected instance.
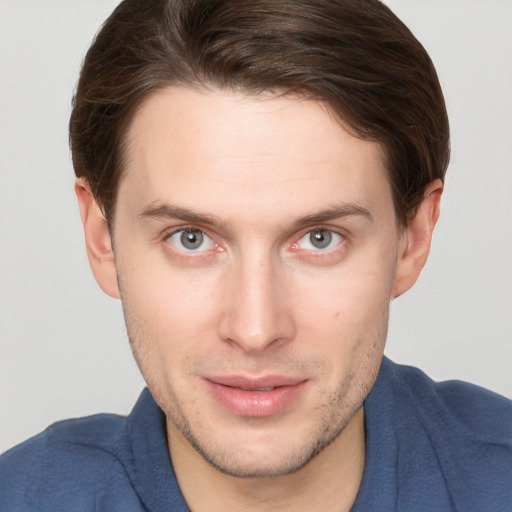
[119,86,392,226]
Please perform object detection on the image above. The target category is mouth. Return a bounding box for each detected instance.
[203,375,308,418]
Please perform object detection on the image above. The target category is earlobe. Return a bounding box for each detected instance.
[75,178,120,299]
[392,179,443,299]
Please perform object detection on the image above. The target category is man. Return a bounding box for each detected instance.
[1,0,510,510]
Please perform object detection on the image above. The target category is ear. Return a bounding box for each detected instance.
[75,178,120,299]
[392,179,443,299]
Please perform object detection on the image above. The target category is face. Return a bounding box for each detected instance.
[112,87,403,477]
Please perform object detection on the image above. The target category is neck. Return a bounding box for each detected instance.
[167,407,366,512]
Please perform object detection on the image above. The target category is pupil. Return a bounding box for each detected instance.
[181,230,203,250]
[310,230,332,249]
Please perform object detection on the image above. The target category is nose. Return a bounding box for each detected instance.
[218,252,295,354]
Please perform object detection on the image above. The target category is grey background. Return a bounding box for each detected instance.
[1,0,511,454]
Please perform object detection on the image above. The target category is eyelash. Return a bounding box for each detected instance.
[290,227,347,263]
[161,227,221,261]
[294,229,343,251]
[161,226,347,262]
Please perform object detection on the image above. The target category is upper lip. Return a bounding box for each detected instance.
[204,375,307,390]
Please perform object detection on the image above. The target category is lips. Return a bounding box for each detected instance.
[203,375,308,417]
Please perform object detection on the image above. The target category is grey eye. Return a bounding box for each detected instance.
[181,230,203,249]
[168,229,214,252]
[296,229,343,251]
[309,230,332,249]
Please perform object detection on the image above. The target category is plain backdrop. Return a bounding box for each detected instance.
[1,0,511,454]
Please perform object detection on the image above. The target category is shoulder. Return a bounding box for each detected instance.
[387,359,512,441]
[0,413,142,511]
[382,358,512,511]
[383,360,512,434]
[434,377,512,442]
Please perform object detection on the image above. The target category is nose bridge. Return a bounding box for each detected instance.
[219,247,294,353]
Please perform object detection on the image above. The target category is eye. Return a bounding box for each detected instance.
[167,228,215,252]
[296,229,343,251]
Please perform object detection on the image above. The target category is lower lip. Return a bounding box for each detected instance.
[204,379,308,417]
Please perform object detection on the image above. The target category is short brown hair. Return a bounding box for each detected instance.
[70,0,450,227]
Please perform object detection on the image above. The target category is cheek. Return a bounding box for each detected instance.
[118,266,223,408]
[117,257,223,376]
[297,259,396,326]
[292,250,396,358]
[132,270,217,331]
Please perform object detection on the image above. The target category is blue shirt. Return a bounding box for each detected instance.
[1,357,511,511]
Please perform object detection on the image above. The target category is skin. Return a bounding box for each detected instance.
[76,87,442,511]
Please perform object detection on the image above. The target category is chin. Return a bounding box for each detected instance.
[192,442,323,479]
[170,405,354,479]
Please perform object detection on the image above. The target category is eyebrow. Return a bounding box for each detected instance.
[138,202,229,230]
[291,202,373,231]
[138,201,372,230]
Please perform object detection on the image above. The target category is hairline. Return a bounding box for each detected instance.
[105,81,403,239]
